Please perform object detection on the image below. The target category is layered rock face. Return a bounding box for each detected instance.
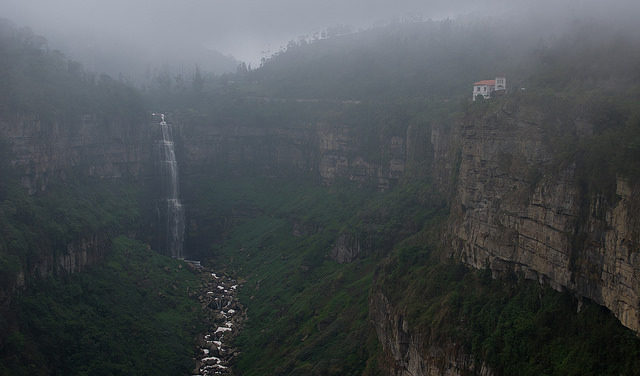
[0,113,152,193]
[330,232,373,264]
[0,113,152,304]
[180,123,316,178]
[0,234,113,308]
[370,290,492,376]
[447,102,640,333]
[180,120,406,190]
[31,234,112,279]
[316,124,405,190]
[4,96,640,376]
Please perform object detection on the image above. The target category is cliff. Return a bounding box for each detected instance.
[447,99,640,333]
[0,113,152,193]
[4,92,640,374]
[180,117,406,191]
[179,114,410,263]
[0,112,152,306]
[370,290,492,376]
[368,96,640,375]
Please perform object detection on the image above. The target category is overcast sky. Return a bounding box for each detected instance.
[1,0,527,64]
[1,0,638,75]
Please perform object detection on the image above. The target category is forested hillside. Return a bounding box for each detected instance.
[0,20,143,123]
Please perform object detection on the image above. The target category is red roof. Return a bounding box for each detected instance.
[474,80,496,86]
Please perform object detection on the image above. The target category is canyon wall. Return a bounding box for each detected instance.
[0,113,153,306]
[1,109,410,297]
[179,100,640,337]
[178,117,411,263]
[0,233,115,309]
[370,290,493,376]
[446,100,640,333]
[371,97,640,374]
[4,97,640,374]
[0,113,153,193]
[180,120,406,191]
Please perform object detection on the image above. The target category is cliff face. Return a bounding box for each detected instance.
[370,290,492,376]
[180,99,640,343]
[316,123,405,190]
[4,96,640,373]
[447,101,640,333]
[0,113,152,193]
[180,123,316,179]
[0,113,152,305]
[180,118,410,263]
[180,120,406,191]
[0,233,114,309]
[2,110,410,291]
[370,98,640,375]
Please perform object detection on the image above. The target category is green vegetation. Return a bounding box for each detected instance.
[193,178,378,375]
[189,173,640,376]
[184,176,443,375]
[573,97,640,197]
[0,177,143,287]
[0,19,144,123]
[0,19,154,298]
[146,19,516,117]
[378,239,640,376]
[0,236,202,376]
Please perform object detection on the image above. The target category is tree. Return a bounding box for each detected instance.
[192,65,204,93]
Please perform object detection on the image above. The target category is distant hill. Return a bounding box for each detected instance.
[0,18,144,122]
[239,16,640,101]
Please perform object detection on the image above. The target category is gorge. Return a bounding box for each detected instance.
[1,14,640,376]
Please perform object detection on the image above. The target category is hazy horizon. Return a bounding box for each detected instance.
[2,0,639,79]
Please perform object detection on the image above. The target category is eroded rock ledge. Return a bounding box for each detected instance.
[447,103,640,333]
[369,290,492,376]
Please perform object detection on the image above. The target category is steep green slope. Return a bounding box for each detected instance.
[0,176,149,291]
[0,237,202,376]
[377,240,640,375]
[188,172,640,375]
[185,176,445,375]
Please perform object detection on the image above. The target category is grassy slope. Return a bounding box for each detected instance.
[189,171,640,376]
[0,178,145,286]
[186,176,444,375]
[192,177,379,375]
[0,236,202,376]
[377,237,640,376]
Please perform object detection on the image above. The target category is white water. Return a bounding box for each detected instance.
[155,113,185,258]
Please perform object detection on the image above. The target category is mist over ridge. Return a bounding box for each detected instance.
[1,0,639,85]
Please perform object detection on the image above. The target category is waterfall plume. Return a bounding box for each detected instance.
[154,113,185,258]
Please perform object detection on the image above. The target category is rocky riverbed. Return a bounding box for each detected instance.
[190,266,246,376]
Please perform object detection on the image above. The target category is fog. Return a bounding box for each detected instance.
[1,0,639,81]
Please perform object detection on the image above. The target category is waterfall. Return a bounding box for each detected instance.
[155,113,185,258]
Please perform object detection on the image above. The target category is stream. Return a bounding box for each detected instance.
[191,266,245,376]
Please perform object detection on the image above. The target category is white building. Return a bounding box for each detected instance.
[472,76,506,101]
